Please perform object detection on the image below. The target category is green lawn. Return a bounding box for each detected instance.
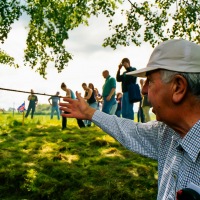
[0,113,158,200]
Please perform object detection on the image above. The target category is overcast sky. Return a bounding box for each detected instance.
[0,3,154,111]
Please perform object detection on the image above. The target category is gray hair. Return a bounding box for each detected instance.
[160,70,200,97]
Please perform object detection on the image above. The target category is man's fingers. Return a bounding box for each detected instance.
[59,102,71,107]
[61,111,73,118]
[76,91,86,102]
[60,105,73,113]
[62,97,73,102]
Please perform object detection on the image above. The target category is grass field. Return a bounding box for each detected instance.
[0,113,158,200]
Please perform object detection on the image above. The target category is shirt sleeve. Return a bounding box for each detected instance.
[116,70,123,82]
[109,77,116,88]
[92,110,162,160]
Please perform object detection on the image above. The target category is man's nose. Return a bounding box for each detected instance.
[142,82,148,95]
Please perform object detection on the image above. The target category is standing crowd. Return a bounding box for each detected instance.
[25,57,151,129]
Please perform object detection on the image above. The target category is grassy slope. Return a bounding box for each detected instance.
[0,113,158,200]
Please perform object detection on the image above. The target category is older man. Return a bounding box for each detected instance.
[60,39,200,200]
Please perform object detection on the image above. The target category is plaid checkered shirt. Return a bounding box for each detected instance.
[92,110,200,200]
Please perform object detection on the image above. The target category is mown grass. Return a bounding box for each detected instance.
[0,113,158,200]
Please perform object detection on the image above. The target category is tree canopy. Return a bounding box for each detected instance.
[1,0,200,77]
[103,0,200,48]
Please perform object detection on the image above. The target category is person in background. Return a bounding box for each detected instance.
[116,58,137,120]
[137,100,145,123]
[60,39,200,200]
[94,87,102,111]
[88,83,101,103]
[82,83,97,127]
[115,92,122,117]
[61,83,85,129]
[48,91,60,120]
[142,95,151,122]
[25,89,38,119]
[88,83,95,91]
[137,79,145,123]
[140,79,152,122]
[101,70,117,114]
[109,101,118,115]
[89,83,103,110]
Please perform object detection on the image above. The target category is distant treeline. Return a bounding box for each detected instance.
[2,104,51,115]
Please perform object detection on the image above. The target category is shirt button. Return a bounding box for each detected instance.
[173,174,177,180]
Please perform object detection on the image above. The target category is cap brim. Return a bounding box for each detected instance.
[127,66,160,77]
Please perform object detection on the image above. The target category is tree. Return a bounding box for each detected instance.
[36,104,51,115]
[1,0,200,77]
[0,0,120,77]
[103,0,200,48]
[0,49,18,67]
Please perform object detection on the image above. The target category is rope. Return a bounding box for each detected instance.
[0,87,53,97]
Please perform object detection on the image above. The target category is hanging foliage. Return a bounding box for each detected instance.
[103,0,200,48]
[1,0,200,77]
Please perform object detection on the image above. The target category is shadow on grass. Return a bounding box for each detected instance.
[0,116,158,200]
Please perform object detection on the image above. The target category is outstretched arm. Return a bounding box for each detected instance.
[59,92,96,120]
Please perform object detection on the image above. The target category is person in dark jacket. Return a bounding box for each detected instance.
[116,58,137,120]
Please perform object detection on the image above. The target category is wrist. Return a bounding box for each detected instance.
[85,107,96,120]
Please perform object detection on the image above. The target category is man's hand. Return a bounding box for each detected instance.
[106,95,111,101]
[59,92,96,120]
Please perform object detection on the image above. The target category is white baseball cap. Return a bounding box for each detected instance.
[127,39,200,77]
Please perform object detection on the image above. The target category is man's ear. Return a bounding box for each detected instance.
[171,75,188,103]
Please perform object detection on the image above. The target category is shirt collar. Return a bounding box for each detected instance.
[106,75,111,80]
[177,120,200,162]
